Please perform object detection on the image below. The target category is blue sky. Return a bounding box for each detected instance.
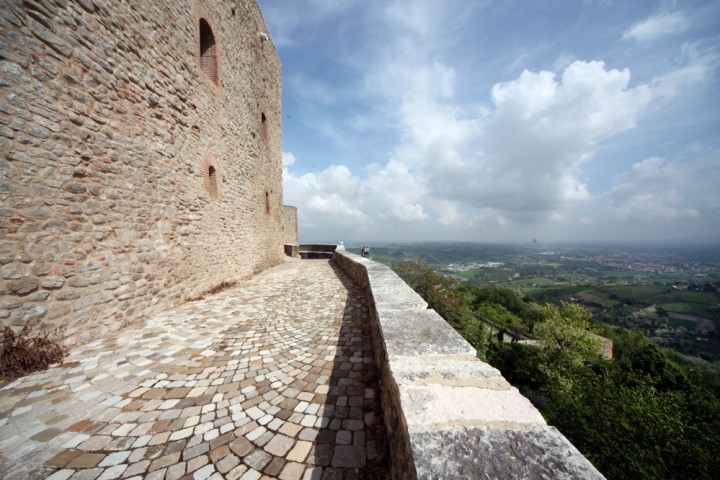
[259,0,720,244]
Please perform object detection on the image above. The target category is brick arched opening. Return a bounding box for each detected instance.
[208,166,217,199]
[202,156,220,201]
[260,112,268,141]
[199,18,218,85]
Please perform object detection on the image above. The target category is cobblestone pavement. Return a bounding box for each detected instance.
[0,259,388,480]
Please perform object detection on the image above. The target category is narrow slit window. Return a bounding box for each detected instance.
[260,112,268,140]
[209,166,217,198]
[265,191,270,214]
[200,19,218,84]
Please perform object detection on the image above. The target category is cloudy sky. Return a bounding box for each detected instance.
[258,0,720,244]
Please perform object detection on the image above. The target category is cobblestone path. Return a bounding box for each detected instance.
[0,259,388,480]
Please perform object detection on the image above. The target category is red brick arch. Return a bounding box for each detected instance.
[202,155,220,201]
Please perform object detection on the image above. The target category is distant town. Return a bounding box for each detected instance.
[360,241,720,365]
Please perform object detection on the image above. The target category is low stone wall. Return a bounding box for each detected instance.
[283,244,299,258]
[334,250,605,480]
[298,244,337,253]
[299,244,336,260]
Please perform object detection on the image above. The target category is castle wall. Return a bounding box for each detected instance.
[282,204,298,244]
[0,0,284,346]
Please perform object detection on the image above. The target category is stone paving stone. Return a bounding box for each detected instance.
[0,260,389,479]
[67,453,105,469]
[187,454,209,474]
[48,449,84,468]
[279,462,305,480]
[121,460,150,477]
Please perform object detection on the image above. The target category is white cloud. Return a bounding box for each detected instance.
[284,59,659,239]
[421,61,652,220]
[436,201,465,226]
[283,164,368,229]
[282,151,296,167]
[622,11,690,42]
[269,1,720,242]
[607,157,699,220]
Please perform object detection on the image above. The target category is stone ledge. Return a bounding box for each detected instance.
[379,309,476,359]
[400,384,546,430]
[390,356,510,389]
[410,426,605,480]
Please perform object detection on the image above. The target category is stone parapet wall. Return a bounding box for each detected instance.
[0,0,284,347]
[282,204,298,244]
[334,250,606,480]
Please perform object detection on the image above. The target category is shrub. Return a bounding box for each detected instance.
[0,324,67,382]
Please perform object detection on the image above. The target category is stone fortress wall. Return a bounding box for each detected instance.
[0,0,284,347]
[282,205,298,245]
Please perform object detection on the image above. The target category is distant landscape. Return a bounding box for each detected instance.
[352,241,720,365]
[353,241,720,478]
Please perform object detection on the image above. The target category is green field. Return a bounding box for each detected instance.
[668,317,697,331]
[576,290,620,308]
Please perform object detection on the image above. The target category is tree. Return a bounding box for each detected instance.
[531,302,602,395]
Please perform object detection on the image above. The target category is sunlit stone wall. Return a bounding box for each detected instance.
[0,0,283,347]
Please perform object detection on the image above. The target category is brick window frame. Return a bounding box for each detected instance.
[197,15,219,87]
[203,156,220,201]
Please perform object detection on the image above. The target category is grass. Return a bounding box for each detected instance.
[666,291,718,304]
[577,290,620,308]
[661,302,717,319]
[668,318,697,331]
[514,277,556,287]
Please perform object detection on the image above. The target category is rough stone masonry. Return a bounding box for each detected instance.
[0,0,284,348]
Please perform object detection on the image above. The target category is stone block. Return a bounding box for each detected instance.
[400,384,546,430]
[378,309,476,359]
[7,277,39,295]
[390,356,509,389]
[410,426,605,480]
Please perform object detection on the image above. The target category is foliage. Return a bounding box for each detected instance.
[466,284,548,326]
[393,258,720,479]
[0,324,67,381]
[530,303,603,395]
[393,260,487,358]
[474,290,720,479]
[473,302,523,331]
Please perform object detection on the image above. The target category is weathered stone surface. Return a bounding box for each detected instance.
[41,276,65,289]
[411,426,605,480]
[400,384,546,429]
[7,277,39,295]
[379,309,476,359]
[11,304,47,325]
[0,0,284,348]
[390,356,509,389]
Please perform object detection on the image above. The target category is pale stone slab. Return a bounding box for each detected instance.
[390,356,510,389]
[378,310,476,359]
[410,426,606,480]
[400,384,546,429]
